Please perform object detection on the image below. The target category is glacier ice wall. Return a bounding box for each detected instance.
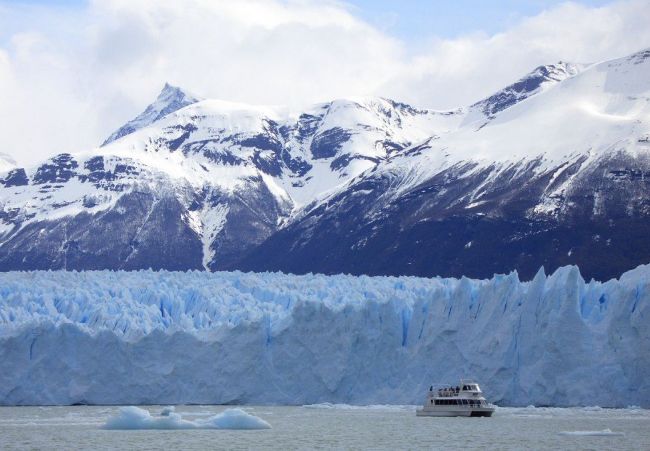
[0,266,648,407]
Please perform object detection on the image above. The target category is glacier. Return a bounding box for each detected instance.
[0,265,648,407]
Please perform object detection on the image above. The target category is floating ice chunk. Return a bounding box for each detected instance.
[160,406,175,417]
[103,406,270,430]
[302,403,334,409]
[103,406,193,430]
[558,429,624,437]
[204,408,272,429]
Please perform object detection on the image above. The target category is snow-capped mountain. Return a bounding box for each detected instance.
[0,87,454,271]
[238,49,650,280]
[102,83,201,146]
[1,48,650,278]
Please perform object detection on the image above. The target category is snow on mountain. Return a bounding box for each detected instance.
[102,83,201,146]
[1,48,650,278]
[95,94,458,205]
[0,265,647,406]
[383,51,648,195]
[281,97,463,206]
[466,61,583,121]
[237,48,650,280]
[0,91,456,271]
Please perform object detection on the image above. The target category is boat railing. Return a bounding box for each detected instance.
[434,388,464,397]
[436,391,458,397]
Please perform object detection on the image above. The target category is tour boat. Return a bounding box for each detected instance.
[416,380,496,417]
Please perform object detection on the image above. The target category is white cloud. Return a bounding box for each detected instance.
[0,0,649,166]
[381,1,650,109]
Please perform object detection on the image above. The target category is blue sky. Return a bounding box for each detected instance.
[346,0,613,39]
[1,0,615,41]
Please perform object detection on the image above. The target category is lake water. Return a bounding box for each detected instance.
[0,404,648,450]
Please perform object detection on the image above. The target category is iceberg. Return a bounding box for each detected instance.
[0,265,648,407]
[102,406,271,430]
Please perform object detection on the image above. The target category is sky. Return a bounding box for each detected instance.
[0,0,649,166]
[347,0,613,41]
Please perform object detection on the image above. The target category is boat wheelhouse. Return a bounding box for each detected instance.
[416,379,496,417]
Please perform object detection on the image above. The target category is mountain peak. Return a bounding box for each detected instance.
[471,61,582,118]
[102,83,201,146]
[158,82,197,101]
[531,61,582,81]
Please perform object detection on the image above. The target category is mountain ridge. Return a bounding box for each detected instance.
[1,48,650,279]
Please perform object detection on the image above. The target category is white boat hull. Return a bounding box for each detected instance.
[416,407,495,417]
